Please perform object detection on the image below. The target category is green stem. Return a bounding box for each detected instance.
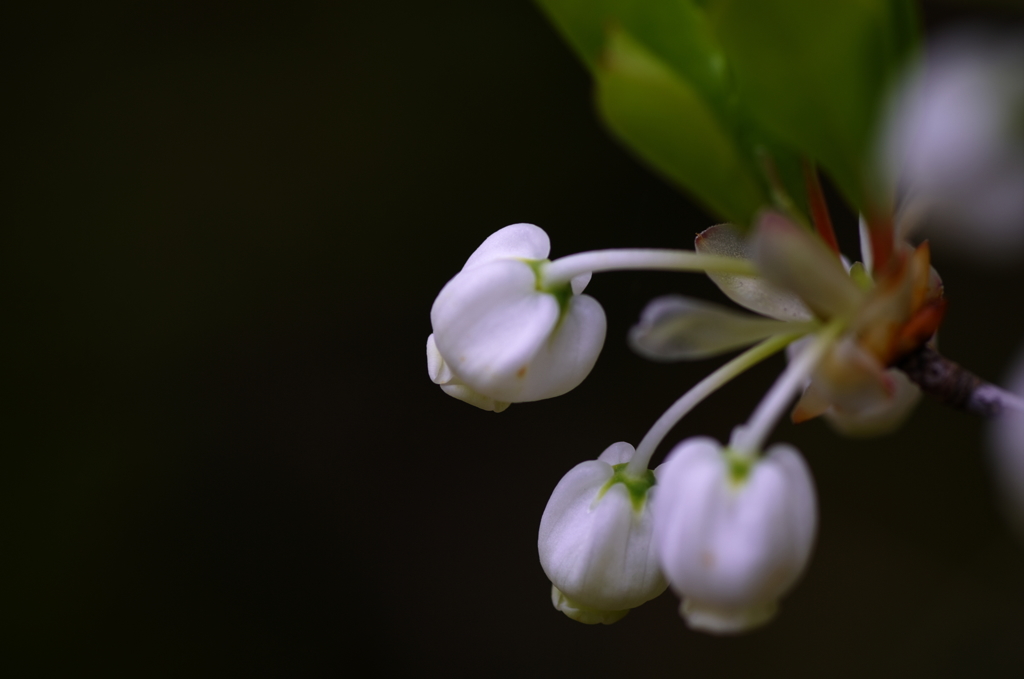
[730,319,845,457]
[625,332,806,477]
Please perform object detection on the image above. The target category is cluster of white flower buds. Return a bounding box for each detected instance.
[425,28,1024,636]
[427,217,845,632]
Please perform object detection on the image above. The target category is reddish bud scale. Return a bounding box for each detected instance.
[802,162,840,256]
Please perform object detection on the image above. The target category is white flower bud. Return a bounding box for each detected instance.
[653,437,817,634]
[538,442,667,624]
[429,223,606,408]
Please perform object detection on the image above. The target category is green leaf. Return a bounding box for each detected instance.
[594,28,768,224]
[536,0,815,227]
[706,0,919,209]
[536,0,728,104]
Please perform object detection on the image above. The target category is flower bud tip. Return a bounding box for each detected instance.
[551,586,629,625]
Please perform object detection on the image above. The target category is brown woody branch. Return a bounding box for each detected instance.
[896,345,1024,418]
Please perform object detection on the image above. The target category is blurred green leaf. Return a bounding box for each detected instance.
[536,0,728,106]
[706,0,919,208]
[537,0,815,227]
[595,28,768,224]
[536,0,920,222]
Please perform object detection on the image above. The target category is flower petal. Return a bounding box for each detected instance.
[516,293,607,402]
[752,211,863,320]
[858,215,875,275]
[630,295,804,361]
[579,483,661,610]
[597,441,636,465]
[790,382,832,424]
[539,447,666,614]
[425,334,453,385]
[695,224,813,321]
[551,585,628,625]
[432,259,560,401]
[823,369,920,437]
[811,337,893,412]
[654,438,817,634]
[462,223,551,271]
[539,460,615,555]
[438,383,511,413]
[570,271,592,296]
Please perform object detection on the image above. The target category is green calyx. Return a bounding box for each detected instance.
[526,259,575,316]
[848,261,874,291]
[599,463,657,513]
[724,448,755,486]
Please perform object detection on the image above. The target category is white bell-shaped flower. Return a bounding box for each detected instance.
[538,441,667,624]
[428,223,607,410]
[653,437,817,634]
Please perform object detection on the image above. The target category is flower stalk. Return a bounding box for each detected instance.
[731,320,846,455]
[542,249,759,286]
[625,332,805,477]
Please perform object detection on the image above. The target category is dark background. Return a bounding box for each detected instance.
[7,1,1024,676]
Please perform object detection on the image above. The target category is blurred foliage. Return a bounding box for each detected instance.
[536,0,920,225]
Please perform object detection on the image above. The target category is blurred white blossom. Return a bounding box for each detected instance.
[882,29,1024,260]
[989,349,1024,537]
